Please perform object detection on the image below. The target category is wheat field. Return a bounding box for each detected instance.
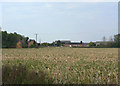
[2,48,118,84]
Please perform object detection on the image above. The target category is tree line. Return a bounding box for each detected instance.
[2,31,29,48]
[1,31,120,48]
[89,34,120,48]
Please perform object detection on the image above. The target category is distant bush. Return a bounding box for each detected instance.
[29,44,36,48]
[2,63,53,84]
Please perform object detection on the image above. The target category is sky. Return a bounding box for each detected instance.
[0,2,118,43]
[0,0,119,2]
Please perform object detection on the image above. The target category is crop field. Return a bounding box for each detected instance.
[2,48,118,84]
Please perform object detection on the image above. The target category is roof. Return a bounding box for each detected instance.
[70,42,81,44]
[55,40,71,42]
[69,42,89,45]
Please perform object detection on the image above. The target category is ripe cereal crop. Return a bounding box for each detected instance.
[2,48,118,84]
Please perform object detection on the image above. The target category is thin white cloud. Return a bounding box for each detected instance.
[0,0,119,2]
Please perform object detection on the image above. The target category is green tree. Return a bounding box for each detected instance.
[80,41,82,44]
[30,44,36,48]
[2,31,28,48]
[2,31,8,48]
[56,40,61,46]
[113,34,120,47]
[89,42,95,47]
[7,33,18,48]
[41,43,49,47]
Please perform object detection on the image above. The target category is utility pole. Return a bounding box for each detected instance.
[35,33,38,43]
[35,33,38,48]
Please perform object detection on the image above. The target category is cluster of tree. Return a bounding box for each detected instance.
[40,40,68,47]
[2,31,29,48]
[113,34,120,47]
[55,40,62,46]
[89,42,96,47]
[89,34,120,48]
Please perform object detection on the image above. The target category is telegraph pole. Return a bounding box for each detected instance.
[35,33,38,43]
[35,33,38,48]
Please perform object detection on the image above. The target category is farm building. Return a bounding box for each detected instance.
[60,40,71,44]
[64,42,89,47]
[53,40,71,45]
[53,40,89,47]
[53,40,71,46]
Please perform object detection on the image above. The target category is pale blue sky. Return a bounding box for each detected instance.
[1,2,118,43]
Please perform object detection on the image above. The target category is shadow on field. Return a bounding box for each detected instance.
[2,63,54,84]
